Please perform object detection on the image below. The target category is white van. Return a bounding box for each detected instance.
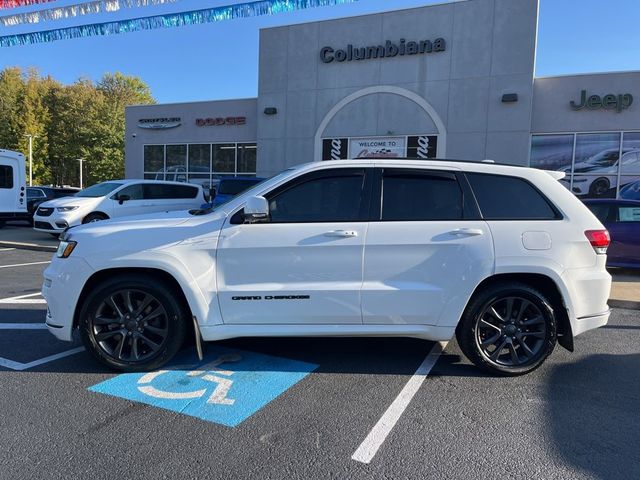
[33,179,206,235]
[0,149,28,227]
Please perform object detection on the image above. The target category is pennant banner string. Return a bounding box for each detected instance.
[0,0,56,11]
[0,0,359,47]
[1,0,179,27]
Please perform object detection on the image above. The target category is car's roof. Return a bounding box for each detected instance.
[299,158,543,175]
[100,179,203,188]
[219,177,265,181]
[583,198,640,206]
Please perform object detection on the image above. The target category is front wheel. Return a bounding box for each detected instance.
[83,212,109,224]
[456,283,557,376]
[79,275,188,372]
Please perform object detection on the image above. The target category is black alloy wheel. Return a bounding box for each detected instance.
[79,275,187,372]
[456,283,557,376]
[475,297,547,367]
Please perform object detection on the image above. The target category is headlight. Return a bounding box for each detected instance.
[56,240,77,258]
[57,206,79,212]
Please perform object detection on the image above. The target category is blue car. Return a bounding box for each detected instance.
[211,177,265,207]
[583,199,640,268]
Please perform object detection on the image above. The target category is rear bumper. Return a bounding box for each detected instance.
[561,257,612,337]
[572,309,611,337]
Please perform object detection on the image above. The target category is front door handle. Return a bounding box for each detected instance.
[449,228,484,237]
[324,230,358,238]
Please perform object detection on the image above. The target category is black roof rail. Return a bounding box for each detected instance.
[353,157,529,168]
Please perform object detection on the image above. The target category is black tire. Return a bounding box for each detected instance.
[82,212,109,224]
[589,178,610,197]
[78,275,188,372]
[456,282,557,376]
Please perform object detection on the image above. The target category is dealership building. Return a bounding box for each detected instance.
[125,0,640,200]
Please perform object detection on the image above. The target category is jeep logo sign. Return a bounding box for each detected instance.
[320,38,446,64]
[570,90,633,113]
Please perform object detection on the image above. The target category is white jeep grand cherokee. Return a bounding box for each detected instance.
[42,160,612,376]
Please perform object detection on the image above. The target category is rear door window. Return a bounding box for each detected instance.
[381,170,463,221]
[144,183,198,200]
[0,165,13,189]
[466,173,559,220]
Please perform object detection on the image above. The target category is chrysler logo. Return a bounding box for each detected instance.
[138,117,182,129]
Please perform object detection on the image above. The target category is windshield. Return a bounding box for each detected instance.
[218,179,263,195]
[584,151,619,167]
[75,182,124,198]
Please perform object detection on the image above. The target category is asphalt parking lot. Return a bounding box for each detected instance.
[0,246,639,480]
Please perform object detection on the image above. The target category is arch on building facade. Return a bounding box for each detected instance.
[313,85,447,161]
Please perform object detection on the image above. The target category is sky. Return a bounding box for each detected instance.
[0,0,639,103]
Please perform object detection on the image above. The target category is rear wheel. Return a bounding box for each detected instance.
[456,282,557,376]
[79,275,188,372]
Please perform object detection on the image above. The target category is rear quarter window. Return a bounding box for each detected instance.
[466,173,559,220]
[144,183,199,200]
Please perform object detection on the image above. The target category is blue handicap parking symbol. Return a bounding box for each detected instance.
[89,346,318,427]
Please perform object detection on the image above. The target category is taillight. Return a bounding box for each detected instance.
[585,229,610,254]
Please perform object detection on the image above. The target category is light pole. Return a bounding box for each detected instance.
[77,158,84,189]
[23,134,36,186]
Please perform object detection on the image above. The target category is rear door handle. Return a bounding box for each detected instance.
[449,228,484,237]
[324,230,358,238]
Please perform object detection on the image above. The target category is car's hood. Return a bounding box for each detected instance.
[39,196,94,208]
[572,161,613,174]
[65,208,228,254]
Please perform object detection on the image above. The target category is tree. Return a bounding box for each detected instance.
[0,68,155,186]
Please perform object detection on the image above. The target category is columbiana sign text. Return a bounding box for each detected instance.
[320,38,446,64]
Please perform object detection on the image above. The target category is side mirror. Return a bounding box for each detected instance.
[117,194,131,205]
[244,195,269,223]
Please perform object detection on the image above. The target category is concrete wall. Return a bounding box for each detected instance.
[532,72,640,133]
[125,98,257,179]
[256,0,539,176]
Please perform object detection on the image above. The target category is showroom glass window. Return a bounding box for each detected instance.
[143,145,164,179]
[237,143,257,175]
[143,143,257,188]
[620,132,640,201]
[530,131,640,199]
[0,165,13,188]
[213,144,236,175]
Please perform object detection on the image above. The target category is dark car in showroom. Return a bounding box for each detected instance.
[27,186,79,220]
[583,199,640,268]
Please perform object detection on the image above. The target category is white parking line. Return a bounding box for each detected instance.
[0,261,51,269]
[0,347,85,371]
[0,323,48,330]
[0,292,46,304]
[0,248,16,252]
[351,341,447,464]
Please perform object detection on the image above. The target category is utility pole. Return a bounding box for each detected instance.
[77,158,84,189]
[23,134,35,186]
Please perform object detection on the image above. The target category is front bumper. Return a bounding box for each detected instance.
[33,211,82,233]
[42,256,95,342]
